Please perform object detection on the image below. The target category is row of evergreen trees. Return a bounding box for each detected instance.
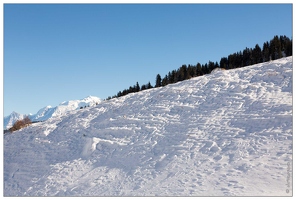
[105,35,292,100]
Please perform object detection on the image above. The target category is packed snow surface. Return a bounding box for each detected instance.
[4,57,292,196]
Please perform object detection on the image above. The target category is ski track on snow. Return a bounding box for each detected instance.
[4,57,293,196]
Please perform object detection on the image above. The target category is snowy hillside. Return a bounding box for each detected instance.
[4,57,292,196]
[4,96,101,129]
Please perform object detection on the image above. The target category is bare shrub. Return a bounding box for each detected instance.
[9,116,32,133]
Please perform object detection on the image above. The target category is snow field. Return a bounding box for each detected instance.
[4,57,292,196]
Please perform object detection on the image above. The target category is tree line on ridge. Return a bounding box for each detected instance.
[105,35,292,100]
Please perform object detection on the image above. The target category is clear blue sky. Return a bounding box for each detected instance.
[3,4,292,116]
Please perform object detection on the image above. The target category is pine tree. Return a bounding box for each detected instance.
[286,38,292,56]
[237,51,244,67]
[171,70,178,83]
[129,86,134,93]
[208,61,215,72]
[270,35,282,60]
[136,82,140,92]
[202,63,209,74]
[252,44,262,64]
[167,71,172,84]
[155,74,162,87]
[180,64,188,80]
[196,62,203,75]
[280,35,292,57]
[242,48,251,66]
[141,84,147,91]
[161,75,168,86]
[187,64,196,78]
[262,41,270,62]
[122,89,128,96]
[219,57,228,69]
[147,81,153,89]
[214,61,219,69]
[117,91,123,97]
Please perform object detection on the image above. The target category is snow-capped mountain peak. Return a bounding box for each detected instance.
[59,95,101,107]
[3,111,24,130]
[4,96,101,129]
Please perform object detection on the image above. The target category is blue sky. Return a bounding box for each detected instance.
[3,4,292,116]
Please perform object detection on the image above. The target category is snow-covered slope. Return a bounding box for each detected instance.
[4,96,101,129]
[4,57,292,196]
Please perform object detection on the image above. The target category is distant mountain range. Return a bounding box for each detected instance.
[4,96,101,130]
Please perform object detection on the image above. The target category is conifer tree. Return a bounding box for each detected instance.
[208,61,215,72]
[187,64,196,78]
[270,35,282,60]
[262,41,270,62]
[214,62,219,69]
[161,75,168,86]
[136,82,140,92]
[180,64,188,80]
[171,70,177,83]
[155,74,162,87]
[238,51,244,67]
[141,84,147,91]
[280,35,292,57]
[202,63,209,74]
[117,91,122,97]
[242,48,251,66]
[196,62,203,75]
[219,57,228,69]
[129,86,134,93]
[147,81,153,89]
[252,44,262,64]
[167,71,172,84]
